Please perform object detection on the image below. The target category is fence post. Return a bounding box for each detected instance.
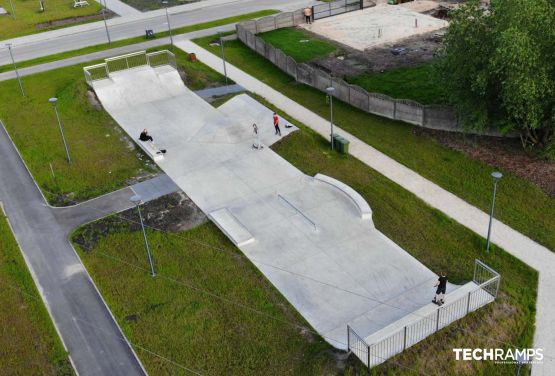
[466,291,471,314]
[436,308,440,331]
[403,326,407,350]
[367,344,371,368]
[347,325,351,351]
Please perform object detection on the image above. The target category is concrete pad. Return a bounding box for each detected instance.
[91,64,463,350]
[300,4,449,50]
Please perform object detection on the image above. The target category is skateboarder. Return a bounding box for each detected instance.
[252,123,263,150]
[273,113,281,136]
[303,6,312,24]
[139,129,153,142]
[432,272,447,306]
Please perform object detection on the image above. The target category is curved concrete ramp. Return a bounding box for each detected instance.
[90,64,462,349]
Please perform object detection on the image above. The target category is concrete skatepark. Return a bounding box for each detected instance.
[86,52,495,365]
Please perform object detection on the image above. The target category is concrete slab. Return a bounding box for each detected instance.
[91,65,463,349]
[300,4,448,50]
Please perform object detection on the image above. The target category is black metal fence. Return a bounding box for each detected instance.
[312,0,364,20]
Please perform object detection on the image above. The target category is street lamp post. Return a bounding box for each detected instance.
[101,0,111,44]
[326,86,335,150]
[486,171,502,252]
[8,0,16,19]
[162,1,173,47]
[49,98,71,164]
[130,195,156,277]
[218,32,228,86]
[6,44,24,97]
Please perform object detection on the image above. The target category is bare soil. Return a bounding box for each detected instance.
[312,29,445,76]
[73,191,207,251]
[36,9,116,29]
[415,128,555,196]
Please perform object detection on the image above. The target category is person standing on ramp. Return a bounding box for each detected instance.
[273,113,281,136]
[432,272,447,306]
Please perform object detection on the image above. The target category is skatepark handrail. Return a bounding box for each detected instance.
[83,50,176,86]
[277,193,317,231]
[348,260,501,368]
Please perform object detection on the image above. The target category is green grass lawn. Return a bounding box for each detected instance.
[0,210,73,375]
[72,111,537,375]
[193,36,555,252]
[346,64,448,105]
[259,27,338,63]
[0,10,279,73]
[121,0,192,12]
[72,218,340,375]
[0,0,103,40]
[0,45,227,205]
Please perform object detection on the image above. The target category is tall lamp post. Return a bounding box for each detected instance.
[101,0,111,44]
[486,171,502,252]
[8,0,16,19]
[218,31,228,86]
[49,98,71,164]
[130,195,156,277]
[326,86,335,150]
[6,44,24,97]
[162,1,173,47]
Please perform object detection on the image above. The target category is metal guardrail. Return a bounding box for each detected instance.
[347,259,501,368]
[83,50,177,86]
[277,194,317,231]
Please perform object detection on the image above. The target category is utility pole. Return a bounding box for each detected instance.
[101,0,111,44]
[49,98,71,164]
[6,44,24,97]
[130,195,156,277]
[218,32,228,86]
[326,86,335,150]
[486,171,503,252]
[162,1,173,47]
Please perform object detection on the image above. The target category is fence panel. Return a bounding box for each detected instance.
[313,0,361,20]
[394,99,424,125]
[367,328,405,368]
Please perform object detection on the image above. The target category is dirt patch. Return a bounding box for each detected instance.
[36,10,116,29]
[415,128,555,195]
[73,191,207,251]
[312,29,445,76]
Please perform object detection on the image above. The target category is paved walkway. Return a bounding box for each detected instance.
[90,66,471,351]
[93,0,141,16]
[181,40,555,375]
[0,118,179,375]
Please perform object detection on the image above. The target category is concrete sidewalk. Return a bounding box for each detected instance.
[181,40,555,375]
[93,0,141,16]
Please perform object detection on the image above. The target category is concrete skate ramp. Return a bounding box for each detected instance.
[92,65,461,349]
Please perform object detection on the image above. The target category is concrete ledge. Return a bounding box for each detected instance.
[314,173,372,220]
[209,208,254,247]
[138,140,164,162]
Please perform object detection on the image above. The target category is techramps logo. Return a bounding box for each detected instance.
[453,348,544,365]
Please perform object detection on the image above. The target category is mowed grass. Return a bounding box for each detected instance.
[0,0,102,40]
[0,64,152,205]
[73,219,339,375]
[0,10,279,73]
[259,27,338,63]
[265,110,537,375]
[346,64,448,105]
[0,211,73,375]
[194,36,555,252]
[0,45,228,205]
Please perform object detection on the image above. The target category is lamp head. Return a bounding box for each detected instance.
[49,97,58,105]
[326,86,335,93]
[130,195,142,205]
[491,171,502,181]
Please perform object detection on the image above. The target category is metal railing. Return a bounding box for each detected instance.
[347,259,501,368]
[277,194,317,231]
[83,50,177,86]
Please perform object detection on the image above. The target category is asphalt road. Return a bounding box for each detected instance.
[0,121,152,375]
[0,0,313,66]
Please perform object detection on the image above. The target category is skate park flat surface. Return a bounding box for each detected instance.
[91,65,463,348]
[300,4,448,51]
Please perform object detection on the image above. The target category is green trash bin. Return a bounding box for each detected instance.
[340,137,349,154]
[333,134,349,154]
[332,133,342,150]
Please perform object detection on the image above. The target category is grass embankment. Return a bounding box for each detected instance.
[259,27,338,63]
[0,210,73,375]
[194,35,555,252]
[0,45,226,205]
[346,64,448,105]
[72,217,339,375]
[0,0,102,40]
[0,10,279,73]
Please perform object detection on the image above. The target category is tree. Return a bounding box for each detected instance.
[436,0,555,156]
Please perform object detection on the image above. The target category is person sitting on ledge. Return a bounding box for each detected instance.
[139,129,154,142]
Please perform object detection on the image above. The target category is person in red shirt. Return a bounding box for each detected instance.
[273,113,281,136]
